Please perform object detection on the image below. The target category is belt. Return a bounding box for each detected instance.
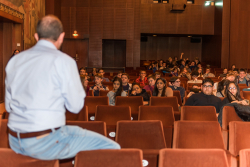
[8,127,60,139]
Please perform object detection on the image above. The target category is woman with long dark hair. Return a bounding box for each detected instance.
[221,81,248,106]
[152,78,173,97]
[107,77,126,106]
[216,79,229,97]
[80,75,90,96]
[130,82,150,105]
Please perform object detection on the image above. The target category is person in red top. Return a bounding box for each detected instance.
[135,70,148,87]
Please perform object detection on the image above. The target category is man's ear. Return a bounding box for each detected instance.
[58,32,65,44]
[34,33,39,42]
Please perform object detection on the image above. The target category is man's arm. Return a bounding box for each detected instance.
[184,94,195,106]
[5,78,11,113]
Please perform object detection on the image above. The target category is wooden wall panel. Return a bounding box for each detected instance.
[152,5,165,33]
[164,5,177,34]
[90,0,103,7]
[89,8,103,38]
[0,23,3,102]
[126,9,134,40]
[201,6,214,34]
[189,5,202,34]
[126,40,134,67]
[177,7,190,34]
[140,4,152,33]
[61,7,71,38]
[103,8,114,39]
[114,9,127,39]
[61,0,76,7]
[89,39,102,67]
[76,0,90,7]
[115,0,127,8]
[76,8,89,39]
[70,7,76,35]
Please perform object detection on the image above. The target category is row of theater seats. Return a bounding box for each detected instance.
[3,147,250,167]
[0,119,250,167]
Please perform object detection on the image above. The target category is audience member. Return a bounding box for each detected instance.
[185,78,221,113]
[203,67,215,78]
[171,68,179,77]
[107,77,126,106]
[179,68,191,80]
[216,79,229,97]
[187,84,201,97]
[80,75,90,96]
[5,15,120,160]
[130,83,150,105]
[99,69,110,82]
[221,81,248,106]
[79,67,86,76]
[155,71,161,79]
[189,61,197,71]
[231,64,236,71]
[143,74,155,93]
[187,71,202,83]
[219,68,228,78]
[233,69,239,77]
[152,78,173,97]
[197,68,203,77]
[135,70,148,87]
[89,68,97,76]
[237,68,250,86]
[121,73,132,94]
[90,73,109,96]
[169,77,185,101]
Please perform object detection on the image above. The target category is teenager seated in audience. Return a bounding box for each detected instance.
[179,60,186,70]
[107,77,127,106]
[216,79,229,97]
[189,61,197,71]
[143,74,155,93]
[194,57,201,66]
[135,70,148,87]
[236,68,250,86]
[80,75,90,96]
[159,62,167,70]
[170,67,179,77]
[130,83,150,105]
[231,64,236,71]
[169,77,185,101]
[121,73,132,94]
[155,71,161,79]
[185,78,222,113]
[221,81,248,106]
[219,68,228,78]
[152,62,158,73]
[187,71,203,83]
[179,68,191,80]
[90,73,109,96]
[152,78,173,97]
[89,68,97,76]
[203,67,215,78]
[148,64,153,70]
[111,71,122,82]
[187,84,201,97]
[197,68,203,77]
[158,59,163,68]
[233,68,239,77]
[99,69,110,82]
[79,67,86,76]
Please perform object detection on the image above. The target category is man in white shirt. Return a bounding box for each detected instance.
[5,15,120,160]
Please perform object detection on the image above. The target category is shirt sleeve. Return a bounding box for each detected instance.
[5,77,11,113]
[184,94,195,106]
[55,56,86,114]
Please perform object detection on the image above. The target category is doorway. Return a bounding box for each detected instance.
[102,40,126,67]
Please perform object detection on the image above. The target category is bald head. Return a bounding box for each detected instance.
[36,15,63,41]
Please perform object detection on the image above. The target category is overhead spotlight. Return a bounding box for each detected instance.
[73,30,78,37]
[205,1,211,6]
[215,2,223,6]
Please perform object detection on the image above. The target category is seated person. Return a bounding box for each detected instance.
[170,68,179,77]
[203,67,215,78]
[89,68,97,76]
[221,81,248,106]
[185,78,222,113]
[80,75,90,96]
[187,71,203,83]
[135,70,148,88]
[143,74,156,93]
[79,67,86,76]
[187,84,201,97]
[197,68,203,77]
[237,68,250,86]
[152,78,173,97]
[169,77,185,101]
[130,83,150,105]
[189,61,197,71]
[178,68,191,80]
[90,73,109,96]
[233,68,239,77]
[107,77,127,106]
[159,62,167,70]
[219,68,228,78]
[179,60,186,70]
[121,73,132,94]
[111,71,122,82]
[155,72,161,79]
[99,69,110,82]
[216,79,229,97]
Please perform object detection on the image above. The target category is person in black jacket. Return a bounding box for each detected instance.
[130,82,150,105]
[185,78,222,113]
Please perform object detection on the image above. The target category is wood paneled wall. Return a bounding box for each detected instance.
[140,36,202,61]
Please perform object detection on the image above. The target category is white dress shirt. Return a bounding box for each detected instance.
[5,40,86,132]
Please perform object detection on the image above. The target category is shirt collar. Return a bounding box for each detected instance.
[36,40,57,50]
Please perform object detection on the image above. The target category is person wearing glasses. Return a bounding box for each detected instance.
[169,77,185,101]
[185,78,222,113]
[221,81,248,106]
[187,71,202,83]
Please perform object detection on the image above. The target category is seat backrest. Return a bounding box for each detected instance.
[116,120,166,149]
[173,91,182,106]
[115,97,143,114]
[66,121,107,136]
[85,97,109,115]
[146,90,152,97]
[0,118,9,148]
[173,121,225,149]
[150,97,179,111]
[181,106,217,121]
[75,149,143,167]
[239,149,250,167]
[95,106,131,125]
[99,90,109,96]
[242,91,250,100]
[88,90,94,96]
[222,106,242,131]
[66,106,88,121]
[102,82,113,90]
[159,149,229,167]
[229,121,250,157]
[0,148,59,167]
[138,106,174,148]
